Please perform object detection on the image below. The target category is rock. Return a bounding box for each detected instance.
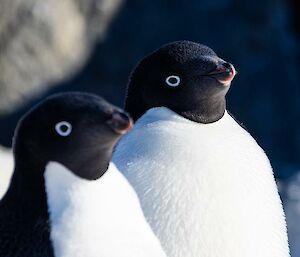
[0,0,122,114]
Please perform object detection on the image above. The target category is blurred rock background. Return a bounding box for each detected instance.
[0,0,122,113]
[0,0,299,255]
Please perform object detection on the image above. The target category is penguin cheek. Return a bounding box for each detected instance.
[142,86,160,108]
[203,75,227,88]
[193,76,225,95]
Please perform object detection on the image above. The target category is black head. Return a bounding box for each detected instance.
[13,92,133,180]
[125,40,236,123]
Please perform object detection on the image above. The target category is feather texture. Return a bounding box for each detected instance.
[45,161,167,257]
[0,147,13,199]
[114,107,290,257]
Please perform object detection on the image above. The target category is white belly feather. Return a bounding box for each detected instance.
[44,162,167,257]
[0,146,13,199]
[113,107,290,257]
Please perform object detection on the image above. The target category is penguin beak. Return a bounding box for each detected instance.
[207,62,236,86]
[106,111,133,135]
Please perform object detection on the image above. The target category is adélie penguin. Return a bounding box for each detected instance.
[113,41,290,257]
[0,92,167,257]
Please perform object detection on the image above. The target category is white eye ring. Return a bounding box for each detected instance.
[55,121,72,137]
[165,75,180,87]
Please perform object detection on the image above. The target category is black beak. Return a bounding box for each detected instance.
[106,110,133,135]
[207,62,236,85]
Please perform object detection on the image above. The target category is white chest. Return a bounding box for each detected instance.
[44,162,166,257]
[0,147,13,199]
[113,107,290,257]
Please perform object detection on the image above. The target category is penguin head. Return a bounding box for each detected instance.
[13,92,133,180]
[125,40,236,123]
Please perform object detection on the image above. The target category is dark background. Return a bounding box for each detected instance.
[0,0,299,255]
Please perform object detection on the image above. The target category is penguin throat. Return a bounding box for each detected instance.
[126,90,226,124]
[68,148,113,181]
[72,160,110,181]
[174,97,226,124]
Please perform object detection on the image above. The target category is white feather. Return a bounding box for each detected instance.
[0,146,13,199]
[113,107,290,257]
[44,161,167,257]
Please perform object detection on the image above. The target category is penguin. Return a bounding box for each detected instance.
[0,146,13,199]
[113,41,290,257]
[0,92,167,257]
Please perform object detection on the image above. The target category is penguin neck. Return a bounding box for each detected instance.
[126,94,226,124]
[138,106,230,127]
[177,97,226,124]
[71,147,113,180]
[1,157,49,219]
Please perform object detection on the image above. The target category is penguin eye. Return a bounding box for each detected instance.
[165,75,180,87]
[55,121,72,137]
